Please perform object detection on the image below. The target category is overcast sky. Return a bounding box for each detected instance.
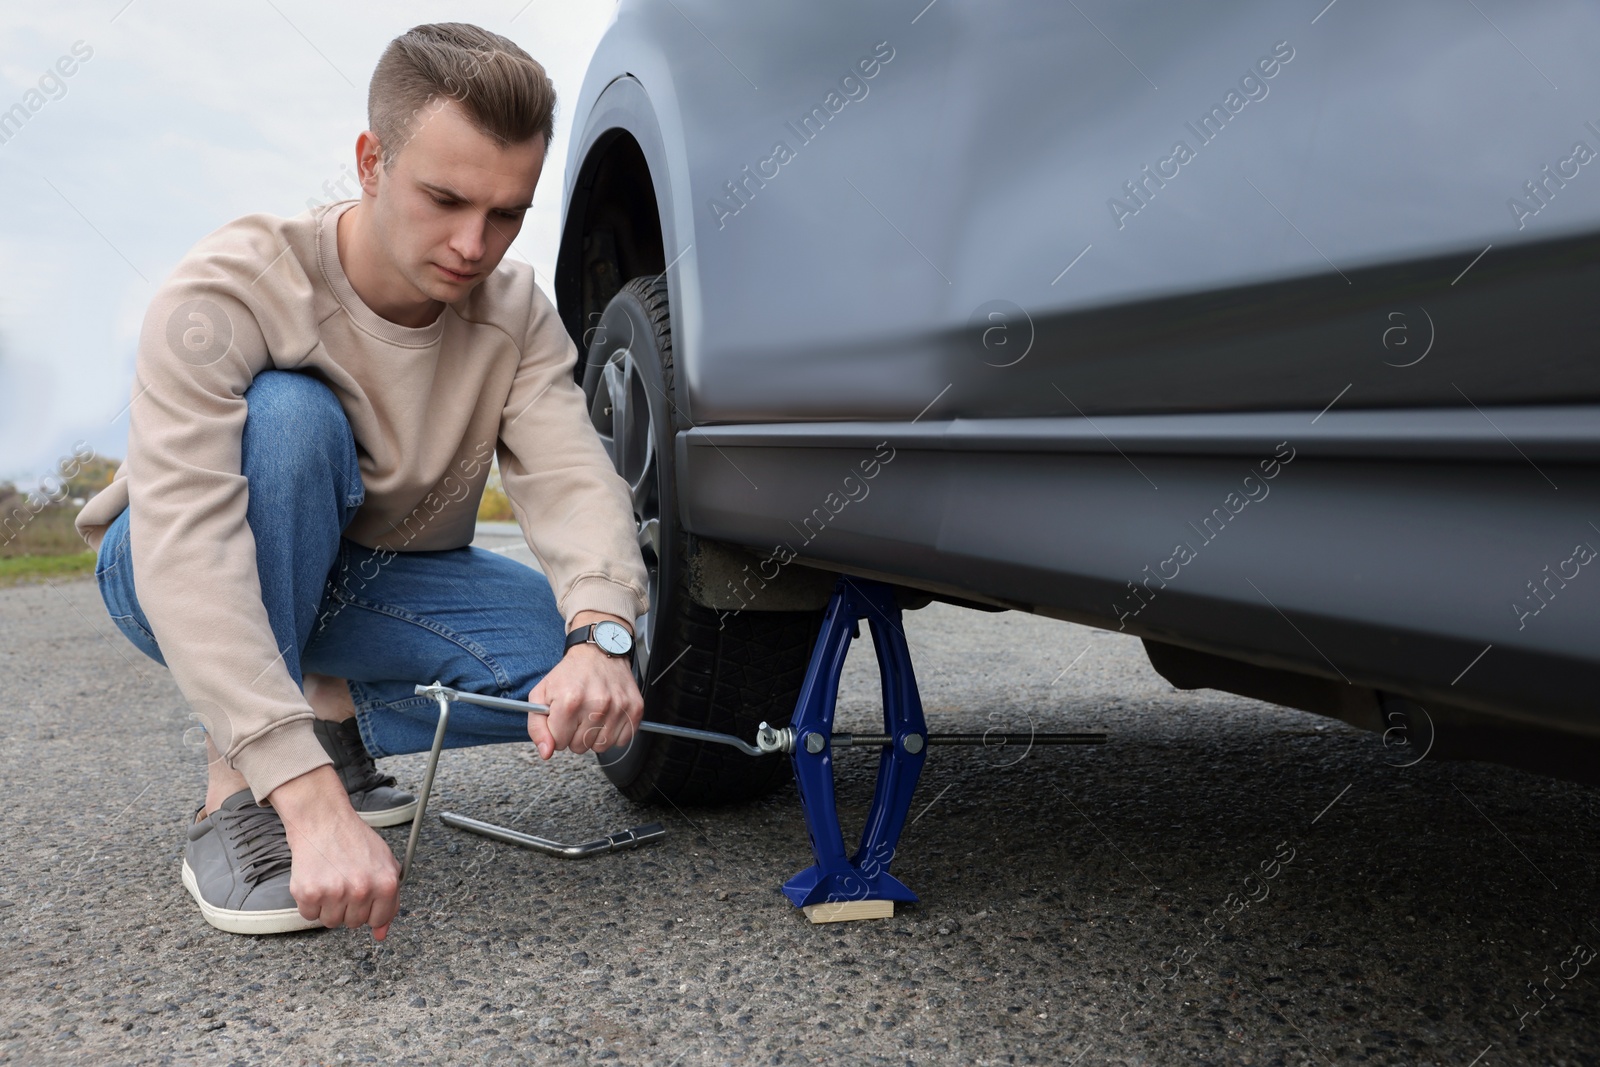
[0,0,615,488]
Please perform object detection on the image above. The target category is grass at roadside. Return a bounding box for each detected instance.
[0,551,97,587]
[2,501,89,557]
[1,478,116,587]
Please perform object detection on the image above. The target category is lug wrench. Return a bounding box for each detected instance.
[400,682,776,882]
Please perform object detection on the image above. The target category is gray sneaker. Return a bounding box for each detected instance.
[181,789,323,936]
[312,717,418,828]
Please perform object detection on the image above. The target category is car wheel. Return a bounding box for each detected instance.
[582,274,821,805]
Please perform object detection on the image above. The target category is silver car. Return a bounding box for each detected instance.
[544,0,1600,803]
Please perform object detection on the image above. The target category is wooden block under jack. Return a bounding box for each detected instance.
[803,899,895,924]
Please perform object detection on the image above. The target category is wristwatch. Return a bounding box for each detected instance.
[564,619,635,659]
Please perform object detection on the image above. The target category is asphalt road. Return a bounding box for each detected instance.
[3,536,1598,1066]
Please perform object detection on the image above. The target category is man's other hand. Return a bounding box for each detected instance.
[268,765,402,940]
[527,611,644,760]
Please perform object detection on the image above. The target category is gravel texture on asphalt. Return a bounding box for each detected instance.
[3,559,1598,1066]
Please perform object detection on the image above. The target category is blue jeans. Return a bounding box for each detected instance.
[93,370,567,759]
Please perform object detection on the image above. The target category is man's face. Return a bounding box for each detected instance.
[363,97,544,305]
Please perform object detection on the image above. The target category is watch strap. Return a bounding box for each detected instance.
[564,623,596,653]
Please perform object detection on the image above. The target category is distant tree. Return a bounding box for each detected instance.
[477,462,513,522]
[66,456,120,500]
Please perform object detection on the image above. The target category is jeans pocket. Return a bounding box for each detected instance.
[94,509,165,665]
[95,545,130,618]
[94,511,128,582]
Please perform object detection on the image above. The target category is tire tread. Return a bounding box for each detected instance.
[604,275,822,806]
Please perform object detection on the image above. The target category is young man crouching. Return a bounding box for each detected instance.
[77,22,647,938]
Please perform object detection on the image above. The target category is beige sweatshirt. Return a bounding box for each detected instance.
[76,199,650,803]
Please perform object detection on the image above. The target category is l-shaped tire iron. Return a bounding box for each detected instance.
[402,576,1106,923]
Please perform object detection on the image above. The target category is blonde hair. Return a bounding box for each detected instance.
[368,22,556,167]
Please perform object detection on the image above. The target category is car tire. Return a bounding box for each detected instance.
[581,274,822,805]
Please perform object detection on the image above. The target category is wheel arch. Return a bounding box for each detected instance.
[556,76,673,384]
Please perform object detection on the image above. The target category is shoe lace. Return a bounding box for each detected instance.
[225,805,295,887]
[329,719,396,795]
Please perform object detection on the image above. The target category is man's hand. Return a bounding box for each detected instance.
[528,611,644,760]
[267,764,402,940]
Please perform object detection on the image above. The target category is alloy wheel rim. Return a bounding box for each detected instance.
[591,344,660,680]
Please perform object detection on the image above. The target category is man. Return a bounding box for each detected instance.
[76,23,649,939]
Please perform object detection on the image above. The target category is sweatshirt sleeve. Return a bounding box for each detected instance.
[126,274,332,804]
[496,286,650,631]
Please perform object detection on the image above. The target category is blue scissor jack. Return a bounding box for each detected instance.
[772,576,1106,920]
[780,576,929,916]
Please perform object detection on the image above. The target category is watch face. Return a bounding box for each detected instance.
[593,620,633,655]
